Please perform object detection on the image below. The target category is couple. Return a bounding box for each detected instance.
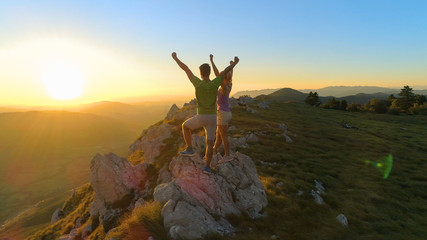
[171,52,238,174]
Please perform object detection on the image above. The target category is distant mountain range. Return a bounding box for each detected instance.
[234,86,427,99]
[263,87,426,105]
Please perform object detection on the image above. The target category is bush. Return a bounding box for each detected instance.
[409,103,427,115]
[346,103,362,112]
[321,97,340,110]
[365,99,388,113]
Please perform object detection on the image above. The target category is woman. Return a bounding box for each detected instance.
[210,54,234,162]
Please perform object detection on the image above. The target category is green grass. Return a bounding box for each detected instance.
[223,101,427,240]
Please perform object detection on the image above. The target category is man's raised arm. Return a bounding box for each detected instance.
[172,52,194,81]
[210,54,220,77]
[219,56,239,80]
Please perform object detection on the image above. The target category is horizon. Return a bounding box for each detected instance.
[1,84,426,109]
[1,1,427,106]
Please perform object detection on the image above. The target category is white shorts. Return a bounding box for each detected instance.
[217,110,232,126]
[183,114,217,141]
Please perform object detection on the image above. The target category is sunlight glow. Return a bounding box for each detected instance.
[42,62,84,100]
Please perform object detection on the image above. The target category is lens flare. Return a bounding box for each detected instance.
[364,154,393,179]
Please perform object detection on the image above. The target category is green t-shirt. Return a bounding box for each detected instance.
[190,75,223,115]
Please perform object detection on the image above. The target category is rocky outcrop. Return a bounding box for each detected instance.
[166,104,180,120]
[53,97,268,240]
[51,208,63,224]
[129,123,174,163]
[89,153,150,230]
[154,152,267,239]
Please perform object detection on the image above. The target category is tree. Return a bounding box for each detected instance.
[396,85,416,112]
[321,97,340,109]
[339,100,348,110]
[365,99,388,113]
[304,91,321,106]
[386,94,396,106]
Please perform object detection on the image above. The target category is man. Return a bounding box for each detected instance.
[171,52,239,173]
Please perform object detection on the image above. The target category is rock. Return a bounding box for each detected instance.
[297,190,304,196]
[191,134,206,156]
[158,152,267,239]
[314,180,326,194]
[228,125,237,131]
[271,235,278,239]
[169,101,197,121]
[238,96,255,105]
[336,214,349,227]
[58,235,72,240]
[229,97,239,108]
[166,104,180,120]
[229,136,248,150]
[282,132,293,143]
[246,105,258,114]
[245,133,259,143]
[210,152,221,168]
[90,153,146,208]
[258,101,269,109]
[157,165,172,185]
[164,201,234,239]
[279,123,287,130]
[129,123,174,163]
[311,190,324,204]
[275,181,284,187]
[134,198,145,209]
[90,153,150,224]
[103,209,122,232]
[51,208,63,224]
[75,217,84,228]
[154,182,182,203]
[183,99,196,107]
[82,224,93,239]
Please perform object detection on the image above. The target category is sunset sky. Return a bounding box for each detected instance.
[1,1,426,106]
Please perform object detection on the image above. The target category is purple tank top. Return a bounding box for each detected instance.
[217,84,232,112]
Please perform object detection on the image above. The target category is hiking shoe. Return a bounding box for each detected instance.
[203,166,213,174]
[218,155,234,165]
[180,148,196,156]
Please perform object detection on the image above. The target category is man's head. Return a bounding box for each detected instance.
[199,63,211,78]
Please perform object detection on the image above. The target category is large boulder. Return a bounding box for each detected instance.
[154,152,267,239]
[129,123,174,163]
[90,153,149,224]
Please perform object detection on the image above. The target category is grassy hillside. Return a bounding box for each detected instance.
[268,88,307,102]
[226,101,427,239]
[10,99,427,239]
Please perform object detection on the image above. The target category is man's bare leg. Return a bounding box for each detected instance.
[182,124,193,150]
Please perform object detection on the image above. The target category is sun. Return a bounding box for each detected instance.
[42,62,84,100]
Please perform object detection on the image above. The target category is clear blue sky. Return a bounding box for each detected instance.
[1,1,426,105]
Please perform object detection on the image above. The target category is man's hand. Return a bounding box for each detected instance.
[172,52,177,60]
[210,54,214,61]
